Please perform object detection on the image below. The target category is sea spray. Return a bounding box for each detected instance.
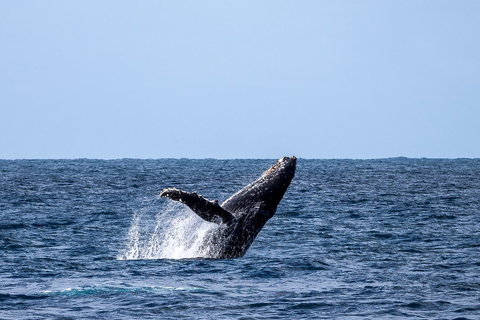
[119,199,218,260]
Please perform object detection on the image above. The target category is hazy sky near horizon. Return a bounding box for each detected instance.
[1,1,479,159]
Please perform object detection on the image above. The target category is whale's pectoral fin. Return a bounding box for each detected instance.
[160,188,235,225]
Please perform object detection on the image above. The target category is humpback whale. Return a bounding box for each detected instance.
[160,156,296,258]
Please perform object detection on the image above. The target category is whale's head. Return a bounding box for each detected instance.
[254,156,297,186]
[261,156,296,181]
[257,156,296,208]
[221,156,296,218]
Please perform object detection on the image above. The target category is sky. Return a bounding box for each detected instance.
[1,1,479,159]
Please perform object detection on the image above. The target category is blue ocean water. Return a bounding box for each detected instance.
[1,158,479,319]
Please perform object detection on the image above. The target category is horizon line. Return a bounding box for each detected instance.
[1,156,479,161]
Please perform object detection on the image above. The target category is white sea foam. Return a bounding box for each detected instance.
[119,200,217,260]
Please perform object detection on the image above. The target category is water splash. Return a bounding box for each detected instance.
[119,199,218,260]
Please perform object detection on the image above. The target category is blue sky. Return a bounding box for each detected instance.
[1,1,479,159]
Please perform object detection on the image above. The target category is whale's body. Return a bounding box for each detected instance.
[160,156,296,258]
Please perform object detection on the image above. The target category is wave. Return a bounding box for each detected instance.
[41,285,205,297]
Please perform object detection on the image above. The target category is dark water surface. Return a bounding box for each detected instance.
[1,158,479,319]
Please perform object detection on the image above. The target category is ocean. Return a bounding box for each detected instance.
[1,158,479,319]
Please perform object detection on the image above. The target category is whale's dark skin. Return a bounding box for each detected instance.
[159,156,296,258]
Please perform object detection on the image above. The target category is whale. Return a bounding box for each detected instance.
[159,156,296,258]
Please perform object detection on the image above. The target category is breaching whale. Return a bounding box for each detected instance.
[159,156,296,258]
